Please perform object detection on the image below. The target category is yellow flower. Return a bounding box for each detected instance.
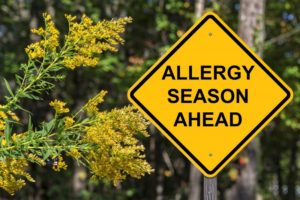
[52,156,68,172]
[84,90,107,116]
[0,158,34,195]
[11,132,26,142]
[0,120,5,131]
[68,148,81,159]
[84,106,152,185]
[12,133,21,142]
[41,13,60,51]
[63,56,98,70]
[49,100,69,114]
[27,154,46,166]
[25,43,45,60]
[62,14,132,69]
[25,13,59,60]
[31,27,44,35]
[0,111,8,119]
[7,111,20,122]
[1,139,6,146]
[64,117,74,128]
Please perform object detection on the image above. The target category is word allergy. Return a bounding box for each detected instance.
[162,64,255,127]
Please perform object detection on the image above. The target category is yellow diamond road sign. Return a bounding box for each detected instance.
[128,12,293,177]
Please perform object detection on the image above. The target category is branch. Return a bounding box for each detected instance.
[264,27,300,47]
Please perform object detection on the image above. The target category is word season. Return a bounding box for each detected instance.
[161,65,255,127]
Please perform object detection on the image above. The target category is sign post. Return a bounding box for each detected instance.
[203,177,217,200]
[128,12,293,197]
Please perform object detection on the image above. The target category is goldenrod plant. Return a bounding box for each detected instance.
[0,13,152,195]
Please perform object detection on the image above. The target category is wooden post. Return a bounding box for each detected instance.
[203,176,217,200]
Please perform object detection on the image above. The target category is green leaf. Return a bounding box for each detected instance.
[28,115,33,131]
[4,120,11,146]
[4,78,14,97]
[15,75,23,85]
[45,119,56,133]
[16,105,32,114]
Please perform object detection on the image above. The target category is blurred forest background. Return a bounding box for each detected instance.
[0,0,299,199]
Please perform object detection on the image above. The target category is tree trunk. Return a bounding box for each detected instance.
[275,154,284,199]
[188,1,205,200]
[195,0,205,18]
[45,0,55,17]
[287,137,298,200]
[226,0,265,199]
[145,127,157,200]
[151,123,165,200]
[188,165,202,200]
[155,136,164,200]
[238,0,265,57]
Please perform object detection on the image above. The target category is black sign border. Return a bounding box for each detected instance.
[129,14,292,175]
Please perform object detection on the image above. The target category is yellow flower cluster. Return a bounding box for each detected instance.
[12,133,25,142]
[49,99,69,114]
[0,111,7,119]
[0,110,7,131]
[25,13,59,59]
[25,43,45,60]
[0,13,150,195]
[52,156,68,172]
[28,154,46,166]
[0,111,19,121]
[1,139,7,146]
[63,56,99,70]
[7,111,20,122]
[62,15,132,69]
[0,158,34,195]
[41,14,60,51]
[68,148,81,160]
[84,90,107,116]
[0,110,19,131]
[64,116,75,128]
[84,106,152,185]
[0,120,5,131]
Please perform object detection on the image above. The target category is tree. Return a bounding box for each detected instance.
[226,0,265,199]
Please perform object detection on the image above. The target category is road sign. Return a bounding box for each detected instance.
[127,12,293,177]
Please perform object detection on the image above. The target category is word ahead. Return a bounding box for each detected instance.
[174,112,242,127]
[128,12,293,178]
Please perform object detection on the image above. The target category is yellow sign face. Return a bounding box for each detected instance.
[128,12,293,177]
